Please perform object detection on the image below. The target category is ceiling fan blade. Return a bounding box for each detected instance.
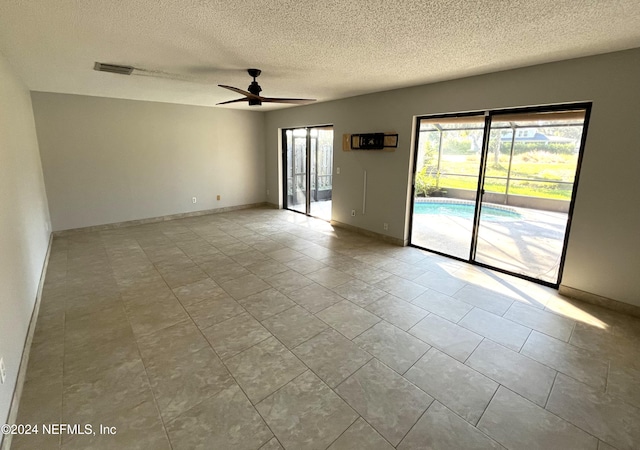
[218,85,261,99]
[261,97,317,104]
[216,98,249,105]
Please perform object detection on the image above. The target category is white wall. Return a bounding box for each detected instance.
[265,48,640,307]
[0,53,51,432]
[31,93,266,231]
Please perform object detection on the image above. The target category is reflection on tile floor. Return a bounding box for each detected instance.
[13,207,640,449]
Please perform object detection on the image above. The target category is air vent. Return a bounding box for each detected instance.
[93,62,134,75]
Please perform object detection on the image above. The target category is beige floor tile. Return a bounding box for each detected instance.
[267,247,305,263]
[246,259,289,278]
[202,312,272,359]
[261,305,328,348]
[137,319,209,363]
[167,383,273,450]
[409,314,483,362]
[316,300,380,338]
[172,277,223,307]
[458,308,531,351]
[15,376,62,427]
[61,399,170,450]
[466,339,556,406]
[159,265,209,289]
[225,337,307,403]
[64,302,133,352]
[331,278,387,307]
[293,329,372,388]
[335,359,433,446]
[598,441,619,450]
[220,273,271,300]
[607,357,640,409]
[478,386,598,450]
[453,284,514,315]
[287,282,345,314]
[343,263,393,284]
[231,249,270,267]
[250,239,287,254]
[238,288,296,321]
[373,275,427,301]
[412,288,474,323]
[413,271,467,296]
[183,294,245,329]
[203,261,251,284]
[11,431,61,450]
[307,266,354,288]
[504,302,575,341]
[284,255,326,274]
[569,321,639,361]
[521,331,608,390]
[20,209,640,450]
[125,294,190,337]
[353,321,430,374]
[264,269,315,294]
[398,401,504,450]
[217,241,254,256]
[546,374,640,450]
[260,437,285,450]
[328,417,394,450]
[64,291,123,322]
[63,333,140,387]
[145,346,234,421]
[63,359,153,426]
[377,259,427,281]
[406,348,498,425]
[365,295,428,331]
[257,371,358,450]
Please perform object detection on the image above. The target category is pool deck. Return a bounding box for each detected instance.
[411,201,568,284]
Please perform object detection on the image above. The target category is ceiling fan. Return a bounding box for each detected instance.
[217,69,316,106]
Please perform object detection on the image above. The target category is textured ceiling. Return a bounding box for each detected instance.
[1,0,640,110]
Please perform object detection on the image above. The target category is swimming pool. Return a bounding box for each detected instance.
[413,201,522,221]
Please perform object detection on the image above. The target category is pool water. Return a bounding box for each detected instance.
[414,202,522,221]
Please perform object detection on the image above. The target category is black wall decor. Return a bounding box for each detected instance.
[349,133,399,150]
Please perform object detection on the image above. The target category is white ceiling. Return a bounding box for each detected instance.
[1,0,639,110]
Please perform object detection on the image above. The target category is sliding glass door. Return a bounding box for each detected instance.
[412,114,485,259]
[410,105,590,286]
[283,126,333,220]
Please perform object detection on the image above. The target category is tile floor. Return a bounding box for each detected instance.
[11,207,640,450]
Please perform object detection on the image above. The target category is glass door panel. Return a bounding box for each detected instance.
[309,127,333,221]
[285,128,307,214]
[284,126,333,220]
[474,110,587,284]
[412,115,486,259]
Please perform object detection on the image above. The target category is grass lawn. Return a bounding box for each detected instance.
[425,152,577,200]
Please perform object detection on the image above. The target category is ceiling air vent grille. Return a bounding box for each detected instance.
[93,62,134,75]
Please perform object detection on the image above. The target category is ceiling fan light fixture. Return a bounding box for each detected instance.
[216,68,315,107]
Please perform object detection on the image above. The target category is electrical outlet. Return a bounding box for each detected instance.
[336,167,341,174]
[192,197,197,204]
[351,209,356,217]
[217,195,221,201]
[0,358,6,384]
[383,223,389,231]
[266,189,270,196]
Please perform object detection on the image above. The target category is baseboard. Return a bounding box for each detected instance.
[53,202,269,236]
[559,285,640,319]
[330,220,406,246]
[1,233,53,450]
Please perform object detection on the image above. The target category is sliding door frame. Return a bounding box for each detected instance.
[409,102,592,288]
[282,124,333,217]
